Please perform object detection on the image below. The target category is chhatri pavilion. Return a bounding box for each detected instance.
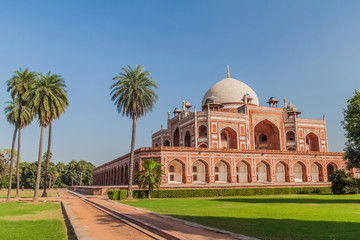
[93,67,345,186]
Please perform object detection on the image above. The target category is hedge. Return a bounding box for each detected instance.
[107,186,331,200]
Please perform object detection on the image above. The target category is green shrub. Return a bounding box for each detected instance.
[330,170,359,194]
[106,186,331,200]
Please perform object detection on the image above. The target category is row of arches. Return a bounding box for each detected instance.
[166,120,321,151]
[95,162,140,186]
[167,159,338,183]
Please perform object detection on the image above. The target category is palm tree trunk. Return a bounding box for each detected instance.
[148,184,151,199]
[42,123,52,197]
[15,127,21,198]
[33,125,45,202]
[127,117,137,199]
[6,126,18,201]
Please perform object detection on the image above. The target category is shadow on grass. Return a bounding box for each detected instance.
[211,197,360,204]
[167,214,360,240]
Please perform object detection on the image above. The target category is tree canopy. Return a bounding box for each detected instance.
[342,90,360,169]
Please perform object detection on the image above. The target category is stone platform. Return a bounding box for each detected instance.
[71,182,331,195]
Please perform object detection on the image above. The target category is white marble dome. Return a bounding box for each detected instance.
[202,78,259,106]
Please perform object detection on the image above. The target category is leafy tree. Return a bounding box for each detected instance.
[0,149,12,189]
[29,71,68,201]
[342,90,360,169]
[135,158,164,198]
[5,98,33,197]
[67,160,77,186]
[330,169,358,194]
[77,160,87,186]
[5,68,37,201]
[110,65,158,198]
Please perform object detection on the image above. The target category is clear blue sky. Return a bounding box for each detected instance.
[0,0,359,166]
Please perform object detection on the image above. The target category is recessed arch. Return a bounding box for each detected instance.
[214,160,230,182]
[134,161,140,184]
[306,132,320,152]
[198,143,208,148]
[168,159,184,183]
[173,127,180,147]
[121,166,124,185]
[327,162,337,179]
[237,160,251,183]
[276,161,289,182]
[294,161,307,182]
[192,160,208,183]
[163,140,170,146]
[155,143,159,147]
[125,165,129,185]
[220,127,238,149]
[199,125,207,138]
[257,161,271,182]
[254,119,281,150]
[311,162,323,182]
[184,131,191,147]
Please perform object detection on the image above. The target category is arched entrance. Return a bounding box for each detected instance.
[163,140,170,146]
[168,160,184,183]
[254,120,281,150]
[220,127,237,149]
[276,162,286,182]
[257,161,270,182]
[306,133,319,151]
[311,162,323,182]
[215,160,229,182]
[192,160,207,183]
[199,125,207,138]
[184,131,191,147]
[294,162,306,182]
[237,161,251,183]
[125,165,128,184]
[173,128,180,147]
[134,161,140,184]
[121,166,124,184]
[327,162,337,179]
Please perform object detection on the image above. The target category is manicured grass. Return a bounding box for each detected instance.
[0,189,58,198]
[122,194,360,240]
[0,202,68,240]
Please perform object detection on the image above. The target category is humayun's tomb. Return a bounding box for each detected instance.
[93,68,349,187]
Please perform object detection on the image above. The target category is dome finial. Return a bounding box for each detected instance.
[227,65,230,78]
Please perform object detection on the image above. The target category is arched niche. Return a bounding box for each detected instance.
[173,128,180,147]
[134,161,140,184]
[237,161,251,183]
[254,120,281,150]
[327,162,337,180]
[121,166,124,185]
[275,162,289,182]
[184,131,191,147]
[294,162,307,182]
[257,161,271,182]
[220,127,237,149]
[124,165,129,185]
[215,160,229,182]
[198,143,208,148]
[155,143,159,147]
[163,140,170,146]
[306,133,319,151]
[199,125,207,138]
[168,159,184,183]
[192,160,208,183]
[311,162,323,182]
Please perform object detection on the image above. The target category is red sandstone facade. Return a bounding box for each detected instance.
[93,71,346,186]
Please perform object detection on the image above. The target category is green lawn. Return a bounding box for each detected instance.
[0,202,68,240]
[0,189,58,198]
[122,194,360,240]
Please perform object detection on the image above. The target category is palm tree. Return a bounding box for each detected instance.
[4,98,33,198]
[110,65,158,198]
[68,160,77,186]
[135,158,164,199]
[5,68,37,201]
[77,160,87,186]
[29,71,68,201]
[42,151,52,190]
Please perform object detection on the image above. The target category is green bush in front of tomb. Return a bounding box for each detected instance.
[330,169,359,194]
[107,186,331,200]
